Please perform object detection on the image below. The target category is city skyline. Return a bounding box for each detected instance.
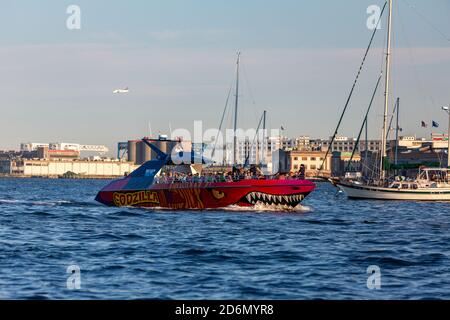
[7,131,448,157]
[1,0,449,151]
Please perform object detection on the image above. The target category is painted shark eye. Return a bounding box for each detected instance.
[211,189,225,199]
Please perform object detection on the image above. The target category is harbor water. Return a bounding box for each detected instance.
[0,178,449,299]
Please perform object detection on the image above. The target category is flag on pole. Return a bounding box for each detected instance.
[421,121,427,128]
[432,121,439,128]
[280,126,285,131]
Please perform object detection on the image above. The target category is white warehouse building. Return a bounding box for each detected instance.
[14,159,138,178]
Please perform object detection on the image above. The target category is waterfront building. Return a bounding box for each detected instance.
[1,142,133,178]
[292,136,311,151]
[1,158,138,178]
[312,136,383,153]
[276,150,332,177]
[331,152,362,177]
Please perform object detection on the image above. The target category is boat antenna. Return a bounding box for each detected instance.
[317,1,387,174]
[233,51,241,168]
[380,0,393,182]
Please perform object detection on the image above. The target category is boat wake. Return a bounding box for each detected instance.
[223,203,312,213]
[130,203,312,213]
[0,199,97,207]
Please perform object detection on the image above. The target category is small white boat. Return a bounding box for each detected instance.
[337,168,450,201]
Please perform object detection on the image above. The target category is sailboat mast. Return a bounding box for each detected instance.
[262,110,267,165]
[380,0,393,181]
[395,97,400,167]
[365,115,368,177]
[233,52,241,166]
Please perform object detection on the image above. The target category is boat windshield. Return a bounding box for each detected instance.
[418,168,450,183]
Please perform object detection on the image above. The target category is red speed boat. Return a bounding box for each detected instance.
[95,140,315,210]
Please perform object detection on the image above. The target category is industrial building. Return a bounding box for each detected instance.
[20,142,109,154]
[310,136,383,153]
[12,159,137,178]
[0,141,135,178]
[2,134,447,179]
[120,136,192,165]
[1,138,197,178]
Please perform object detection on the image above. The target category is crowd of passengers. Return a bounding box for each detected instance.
[153,165,306,184]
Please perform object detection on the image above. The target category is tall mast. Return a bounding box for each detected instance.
[395,97,400,167]
[233,51,241,166]
[262,110,267,165]
[446,104,450,169]
[365,115,368,177]
[380,0,393,181]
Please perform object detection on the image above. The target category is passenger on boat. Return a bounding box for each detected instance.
[298,164,306,180]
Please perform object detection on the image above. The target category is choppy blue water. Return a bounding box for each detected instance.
[0,178,449,299]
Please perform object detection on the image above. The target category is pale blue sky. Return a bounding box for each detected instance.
[1,0,449,152]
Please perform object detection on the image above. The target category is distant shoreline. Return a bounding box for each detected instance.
[0,174,116,180]
[0,174,329,182]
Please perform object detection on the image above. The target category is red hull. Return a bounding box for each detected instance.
[95,178,315,209]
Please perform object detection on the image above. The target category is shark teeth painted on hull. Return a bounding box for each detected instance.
[243,192,305,207]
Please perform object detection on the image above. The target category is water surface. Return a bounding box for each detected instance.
[0,178,449,299]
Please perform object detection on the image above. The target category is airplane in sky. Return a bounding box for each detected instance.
[113,87,129,94]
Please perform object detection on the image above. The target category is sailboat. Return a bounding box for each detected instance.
[95,53,316,209]
[335,0,450,201]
